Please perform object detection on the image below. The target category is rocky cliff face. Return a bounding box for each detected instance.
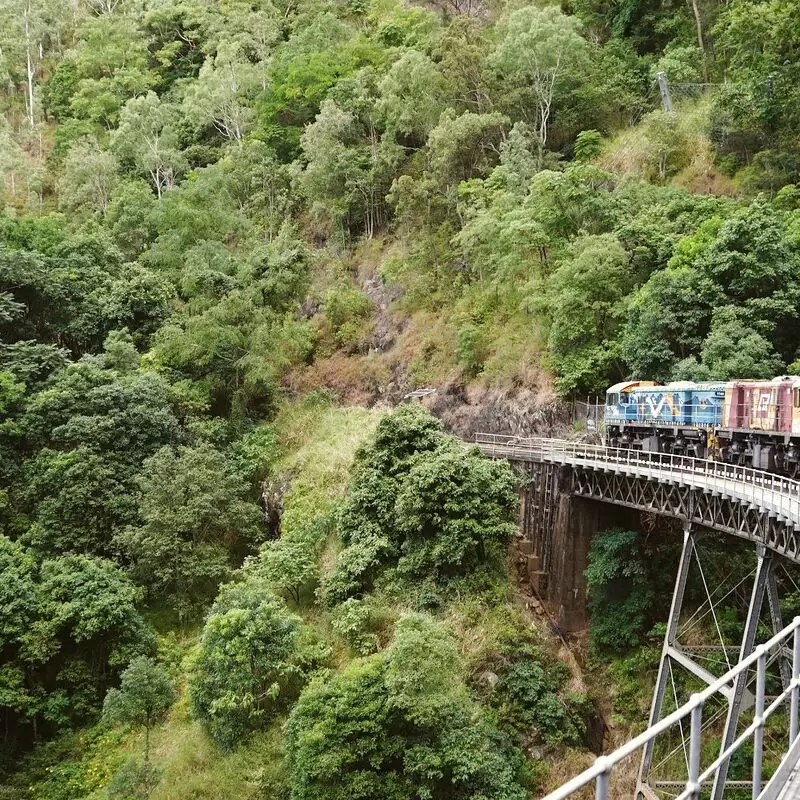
[422,383,571,440]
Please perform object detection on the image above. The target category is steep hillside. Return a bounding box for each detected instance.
[2,0,800,796]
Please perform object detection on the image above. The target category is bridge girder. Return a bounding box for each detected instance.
[565,465,800,564]
[498,452,800,798]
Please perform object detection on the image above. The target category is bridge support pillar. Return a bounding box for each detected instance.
[638,521,697,796]
[710,546,782,800]
[638,528,792,799]
[547,493,638,634]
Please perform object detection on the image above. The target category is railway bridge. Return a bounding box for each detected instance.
[474,433,800,800]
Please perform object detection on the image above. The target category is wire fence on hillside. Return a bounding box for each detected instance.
[570,398,605,438]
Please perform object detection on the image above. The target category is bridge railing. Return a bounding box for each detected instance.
[539,617,800,800]
[473,434,800,527]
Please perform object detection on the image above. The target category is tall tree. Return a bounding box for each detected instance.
[189,578,309,748]
[184,42,261,145]
[71,13,156,126]
[118,443,263,621]
[490,6,588,167]
[547,234,632,394]
[376,51,445,142]
[301,98,400,237]
[103,657,176,761]
[0,0,70,127]
[57,137,119,217]
[112,92,186,198]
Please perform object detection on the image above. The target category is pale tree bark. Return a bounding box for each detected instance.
[531,52,561,170]
[209,59,251,145]
[689,0,709,81]
[23,5,35,128]
[84,0,124,13]
[145,136,176,199]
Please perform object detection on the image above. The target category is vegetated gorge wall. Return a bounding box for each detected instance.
[519,462,641,634]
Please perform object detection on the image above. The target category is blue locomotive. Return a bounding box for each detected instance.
[604,380,726,457]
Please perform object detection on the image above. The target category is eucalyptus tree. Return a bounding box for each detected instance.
[112,92,185,198]
[490,6,589,168]
[0,0,71,127]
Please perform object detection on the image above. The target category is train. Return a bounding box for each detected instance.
[604,378,800,475]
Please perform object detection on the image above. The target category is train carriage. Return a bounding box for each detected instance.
[719,378,800,471]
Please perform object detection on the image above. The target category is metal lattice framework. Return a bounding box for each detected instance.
[570,468,800,563]
[474,434,800,564]
[473,433,800,799]
[536,617,800,800]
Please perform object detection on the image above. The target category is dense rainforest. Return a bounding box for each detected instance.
[1,0,800,796]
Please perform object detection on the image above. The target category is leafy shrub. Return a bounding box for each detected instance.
[188,576,323,748]
[322,281,373,351]
[330,597,395,655]
[257,530,319,605]
[494,657,588,746]
[585,528,656,653]
[1,724,127,800]
[456,322,486,376]
[394,446,517,578]
[107,758,162,799]
[256,507,337,604]
[573,129,604,162]
[606,639,661,727]
[473,621,590,749]
[321,528,392,605]
[324,405,518,601]
[285,615,528,800]
[118,442,263,622]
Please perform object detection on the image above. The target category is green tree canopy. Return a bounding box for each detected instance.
[103,656,176,761]
[119,442,263,621]
[285,614,528,800]
[0,541,155,745]
[585,528,656,652]
[489,6,589,167]
[188,577,310,748]
[326,405,518,602]
[547,233,632,394]
[672,306,785,380]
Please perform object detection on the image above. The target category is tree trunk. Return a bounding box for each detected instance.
[689,0,708,81]
[24,9,35,128]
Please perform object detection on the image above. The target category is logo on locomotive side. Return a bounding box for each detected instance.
[640,393,679,419]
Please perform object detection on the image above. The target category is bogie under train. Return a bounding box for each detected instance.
[604,377,800,476]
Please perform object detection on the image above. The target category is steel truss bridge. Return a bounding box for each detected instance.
[474,434,800,800]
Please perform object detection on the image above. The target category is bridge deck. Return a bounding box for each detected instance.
[559,453,800,525]
[780,770,800,800]
[475,435,800,529]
